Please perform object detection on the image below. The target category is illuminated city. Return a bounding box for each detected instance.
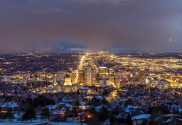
[0,52,181,125]
[0,0,182,125]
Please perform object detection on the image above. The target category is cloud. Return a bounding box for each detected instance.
[72,0,131,5]
[0,0,181,53]
[31,8,73,15]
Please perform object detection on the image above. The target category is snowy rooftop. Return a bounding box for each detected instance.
[1,102,18,108]
[132,114,151,120]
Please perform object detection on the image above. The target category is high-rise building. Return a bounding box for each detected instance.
[98,66,108,74]
[84,66,95,86]
[98,66,109,79]
[71,70,77,84]
[78,69,84,84]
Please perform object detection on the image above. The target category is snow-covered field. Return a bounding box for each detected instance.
[0,121,86,125]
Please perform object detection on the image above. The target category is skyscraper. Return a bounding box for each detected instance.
[84,66,95,86]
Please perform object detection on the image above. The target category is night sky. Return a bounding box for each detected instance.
[0,0,182,53]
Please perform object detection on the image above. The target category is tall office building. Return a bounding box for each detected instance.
[71,70,77,84]
[78,69,84,84]
[98,66,109,79]
[84,66,95,86]
[98,66,108,74]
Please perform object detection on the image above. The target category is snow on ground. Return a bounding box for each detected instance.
[132,114,151,120]
[0,122,87,125]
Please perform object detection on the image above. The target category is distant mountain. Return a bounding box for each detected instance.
[105,47,142,53]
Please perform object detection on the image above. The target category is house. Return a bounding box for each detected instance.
[154,114,182,125]
[132,114,151,125]
[0,101,18,112]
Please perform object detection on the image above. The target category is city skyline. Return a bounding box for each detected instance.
[0,0,182,53]
[0,1,182,124]
[0,52,181,125]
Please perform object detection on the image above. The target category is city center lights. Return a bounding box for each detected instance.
[75,53,90,84]
[0,0,182,124]
[0,51,181,125]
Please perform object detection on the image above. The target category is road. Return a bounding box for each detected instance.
[75,53,89,83]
